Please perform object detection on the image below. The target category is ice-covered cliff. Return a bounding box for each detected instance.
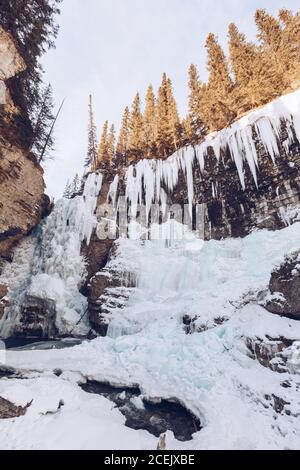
[0,88,300,449]
[1,88,300,339]
[116,89,300,239]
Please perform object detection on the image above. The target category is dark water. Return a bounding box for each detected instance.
[81,380,201,441]
[2,338,82,351]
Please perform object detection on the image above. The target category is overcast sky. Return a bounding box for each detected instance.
[42,0,299,199]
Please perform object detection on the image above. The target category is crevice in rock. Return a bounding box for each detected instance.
[80,379,201,441]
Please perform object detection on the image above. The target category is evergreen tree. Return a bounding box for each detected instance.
[107,124,116,164]
[279,9,294,27]
[31,83,55,160]
[278,10,300,84]
[202,33,236,131]
[128,93,144,160]
[97,120,109,167]
[63,180,72,199]
[116,106,130,164]
[166,77,181,152]
[255,9,283,53]
[85,94,98,170]
[156,73,172,157]
[187,64,206,143]
[0,0,62,118]
[254,9,287,87]
[143,85,157,158]
[228,23,283,113]
[72,173,81,195]
[181,116,194,146]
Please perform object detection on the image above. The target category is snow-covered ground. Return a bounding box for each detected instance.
[1,221,300,450]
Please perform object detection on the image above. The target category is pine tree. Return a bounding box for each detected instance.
[181,116,194,146]
[63,180,72,199]
[31,83,55,160]
[156,73,172,158]
[97,120,109,167]
[228,23,283,113]
[187,64,206,143]
[202,33,236,131]
[255,9,283,53]
[128,93,144,160]
[254,9,287,87]
[116,106,130,165]
[166,77,181,152]
[0,0,62,117]
[72,173,81,195]
[85,94,98,171]
[278,10,300,85]
[107,124,116,164]
[143,85,157,158]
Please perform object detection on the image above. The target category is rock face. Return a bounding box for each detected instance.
[265,251,300,319]
[80,175,122,335]
[171,141,300,240]
[0,26,47,264]
[14,294,58,339]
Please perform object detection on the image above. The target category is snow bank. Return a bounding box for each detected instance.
[4,221,300,449]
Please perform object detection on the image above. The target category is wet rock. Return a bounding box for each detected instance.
[264,250,300,319]
[80,380,201,441]
[13,294,58,339]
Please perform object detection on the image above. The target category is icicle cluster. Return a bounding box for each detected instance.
[108,89,300,219]
[0,173,103,337]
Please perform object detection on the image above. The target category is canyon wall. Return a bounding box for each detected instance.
[0,27,47,264]
[0,27,48,321]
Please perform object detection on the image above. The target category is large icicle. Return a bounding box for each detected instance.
[123,89,300,219]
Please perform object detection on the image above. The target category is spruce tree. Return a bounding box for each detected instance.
[107,124,116,164]
[0,0,62,118]
[63,180,72,199]
[228,23,283,112]
[156,73,171,158]
[202,33,236,131]
[187,64,206,143]
[85,95,98,170]
[128,93,144,161]
[116,106,130,164]
[255,9,283,53]
[278,10,300,85]
[97,120,109,167]
[72,173,81,195]
[166,77,181,152]
[144,85,157,158]
[31,83,55,160]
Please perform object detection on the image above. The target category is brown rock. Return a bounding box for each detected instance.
[0,396,32,419]
[0,27,47,262]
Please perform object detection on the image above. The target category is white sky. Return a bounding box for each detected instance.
[42,0,299,199]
